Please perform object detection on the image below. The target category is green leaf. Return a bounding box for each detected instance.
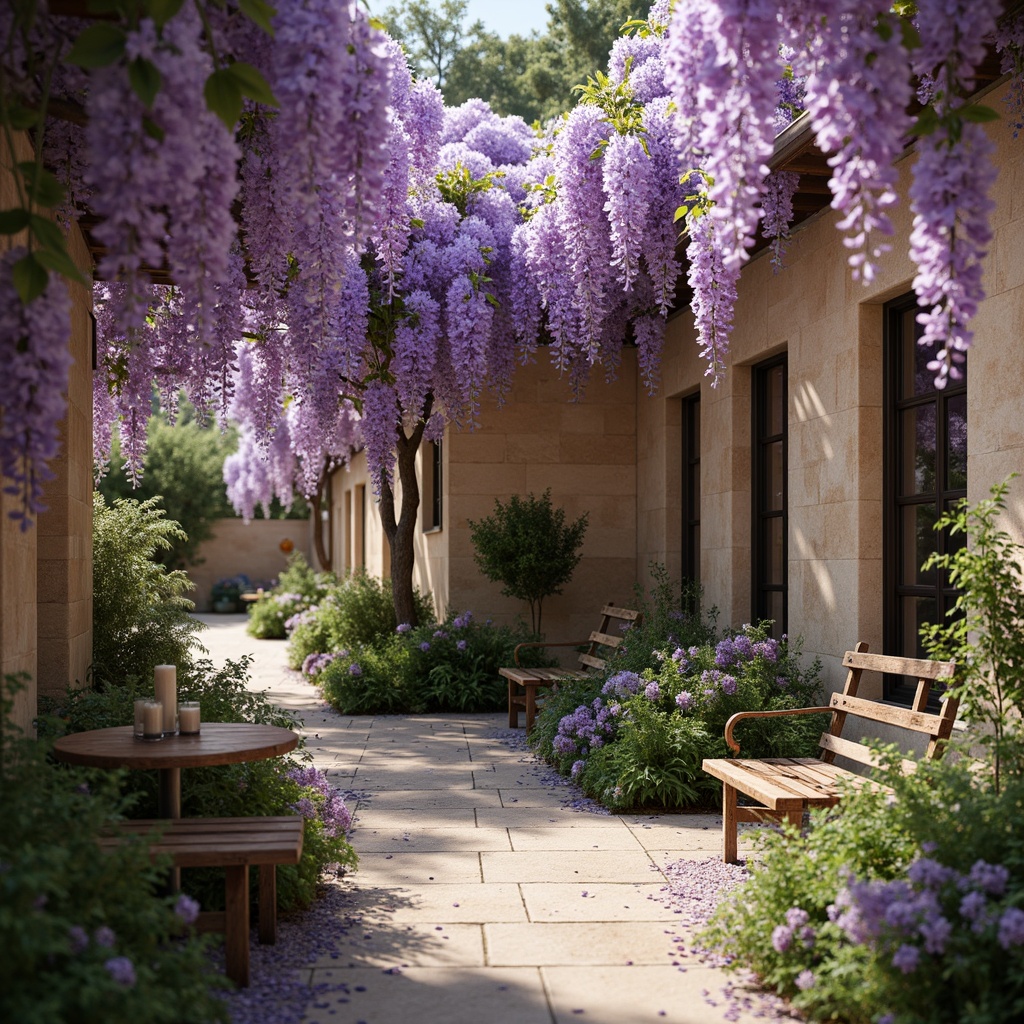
[128,58,163,109]
[227,61,278,108]
[66,22,126,69]
[12,252,49,304]
[142,116,166,143]
[673,205,689,223]
[203,69,244,130]
[0,208,31,235]
[5,103,37,132]
[29,213,66,252]
[959,104,1000,124]
[33,246,88,285]
[910,107,940,137]
[147,0,186,28]
[16,163,65,208]
[238,0,277,35]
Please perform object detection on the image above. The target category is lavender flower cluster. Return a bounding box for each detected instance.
[832,854,1024,976]
[286,764,353,839]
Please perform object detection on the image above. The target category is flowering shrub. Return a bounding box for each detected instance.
[533,622,824,812]
[314,610,551,715]
[286,571,432,670]
[247,552,334,639]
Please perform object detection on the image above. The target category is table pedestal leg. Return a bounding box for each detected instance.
[159,767,182,889]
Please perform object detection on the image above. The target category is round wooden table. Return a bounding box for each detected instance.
[53,722,299,818]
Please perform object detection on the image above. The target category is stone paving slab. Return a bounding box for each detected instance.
[307,921,485,968]
[358,788,505,809]
[497,789,582,807]
[355,827,513,853]
[351,768,477,790]
[481,849,659,884]
[472,766,561,788]
[519,882,680,922]
[485,921,676,966]
[354,851,483,885]
[507,826,646,852]
[300,967,551,1024]
[542,965,773,1024]
[344,881,529,923]
[475,807,625,829]
[352,807,479,830]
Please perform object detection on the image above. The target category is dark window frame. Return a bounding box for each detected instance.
[752,355,788,638]
[422,439,443,533]
[883,295,967,705]
[681,392,701,586]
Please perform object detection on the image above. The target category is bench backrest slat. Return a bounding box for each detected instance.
[818,732,919,774]
[819,644,959,767]
[576,603,642,674]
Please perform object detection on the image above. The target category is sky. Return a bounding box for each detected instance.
[371,0,554,39]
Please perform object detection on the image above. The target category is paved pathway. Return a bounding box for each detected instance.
[194,615,775,1024]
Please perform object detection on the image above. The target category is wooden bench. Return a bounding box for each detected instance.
[702,643,958,863]
[500,603,642,733]
[101,816,304,986]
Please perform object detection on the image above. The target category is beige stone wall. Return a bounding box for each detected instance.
[445,354,639,646]
[1,132,94,731]
[644,78,1024,707]
[187,518,312,610]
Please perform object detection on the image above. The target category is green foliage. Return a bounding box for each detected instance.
[382,0,654,123]
[313,610,551,715]
[247,553,335,639]
[91,493,203,688]
[97,402,237,570]
[38,657,357,916]
[287,571,432,670]
[468,488,588,634]
[1,680,228,1024]
[921,476,1024,791]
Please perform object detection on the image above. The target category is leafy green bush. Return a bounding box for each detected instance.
[247,553,334,640]
[1,681,228,1024]
[92,493,204,688]
[468,488,588,634]
[531,622,824,812]
[287,571,432,669]
[38,657,356,915]
[313,610,551,715]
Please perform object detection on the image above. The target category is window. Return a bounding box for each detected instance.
[884,297,967,703]
[753,356,787,639]
[682,392,701,585]
[422,439,442,532]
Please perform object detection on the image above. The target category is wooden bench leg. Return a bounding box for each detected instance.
[224,865,250,987]
[258,865,277,945]
[525,686,537,734]
[722,783,739,864]
[508,679,519,728]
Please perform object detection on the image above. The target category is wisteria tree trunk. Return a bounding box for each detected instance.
[378,417,427,628]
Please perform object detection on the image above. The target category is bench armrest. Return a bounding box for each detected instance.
[724,706,833,755]
[513,640,591,667]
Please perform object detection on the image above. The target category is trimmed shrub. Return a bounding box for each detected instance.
[247,553,334,640]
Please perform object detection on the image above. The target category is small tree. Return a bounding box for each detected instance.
[468,489,588,635]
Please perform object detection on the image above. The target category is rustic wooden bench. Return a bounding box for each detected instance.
[702,643,958,863]
[500,603,642,733]
[101,816,304,986]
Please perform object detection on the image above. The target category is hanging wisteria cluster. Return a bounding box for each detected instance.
[2,0,1024,532]
[664,0,1024,386]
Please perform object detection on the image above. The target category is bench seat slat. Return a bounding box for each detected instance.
[499,667,584,684]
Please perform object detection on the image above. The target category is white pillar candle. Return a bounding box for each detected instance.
[179,703,200,735]
[154,664,177,735]
[142,700,163,739]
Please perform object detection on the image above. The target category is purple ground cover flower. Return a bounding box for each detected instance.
[794,969,815,991]
[396,622,412,633]
[675,691,694,712]
[94,925,116,948]
[644,681,660,701]
[68,925,89,954]
[105,956,136,987]
[348,663,362,676]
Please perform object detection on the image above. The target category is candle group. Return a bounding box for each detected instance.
[154,664,177,736]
